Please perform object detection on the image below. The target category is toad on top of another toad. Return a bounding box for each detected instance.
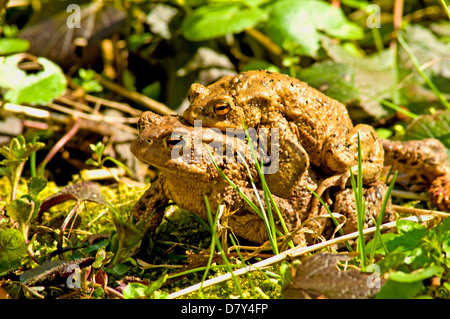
[183,70,385,192]
[130,111,396,245]
[130,111,311,244]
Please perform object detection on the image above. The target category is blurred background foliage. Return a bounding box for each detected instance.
[2,0,449,121]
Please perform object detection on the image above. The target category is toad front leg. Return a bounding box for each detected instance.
[130,175,170,232]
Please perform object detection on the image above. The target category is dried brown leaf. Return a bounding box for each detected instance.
[39,181,108,214]
[282,253,383,299]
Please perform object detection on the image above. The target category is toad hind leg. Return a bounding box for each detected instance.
[309,125,384,219]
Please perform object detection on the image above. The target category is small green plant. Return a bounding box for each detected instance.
[0,135,45,201]
[368,170,398,265]
[202,197,244,298]
[0,135,47,266]
[123,274,169,299]
[349,135,399,272]
[73,68,103,93]
[86,141,131,176]
[371,217,450,298]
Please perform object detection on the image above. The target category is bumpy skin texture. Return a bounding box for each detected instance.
[382,138,450,211]
[130,111,315,244]
[382,138,449,189]
[130,112,398,247]
[331,182,395,234]
[183,70,385,187]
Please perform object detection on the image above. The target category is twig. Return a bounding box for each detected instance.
[80,167,127,181]
[390,189,428,201]
[46,102,139,134]
[392,204,450,218]
[245,28,283,57]
[56,95,95,113]
[37,117,81,175]
[97,76,176,116]
[1,102,139,135]
[1,102,68,123]
[168,215,436,299]
[84,94,142,117]
[390,0,404,105]
[47,102,140,124]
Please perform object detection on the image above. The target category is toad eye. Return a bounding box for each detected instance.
[214,102,231,115]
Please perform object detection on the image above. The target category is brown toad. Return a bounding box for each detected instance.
[130,112,397,246]
[183,70,385,195]
[130,111,316,244]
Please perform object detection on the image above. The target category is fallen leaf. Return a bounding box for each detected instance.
[20,258,94,286]
[282,253,383,299]
[39,181,108,215]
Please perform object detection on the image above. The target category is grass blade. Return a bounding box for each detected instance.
[203,196,244,298]
[397,34,450,110]
[306,186,353,252]
[368,170,398,264]
[242,121,293,250]
[350,134,367,270]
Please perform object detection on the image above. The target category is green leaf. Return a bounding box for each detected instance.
[387,220,429,252]
[123,282,148,299]
[6,197,34,226]
[145,274,168,296]
[182,4,267,41]
[27,176,47,198]
[93,247,110,269]
[266,0,364,57]
[376,280,424,299]
[365,232,398,255]
[0,228,27,276]
[0,38,30,55]
[1,135,43,163]
[299,61,359,104]
[109,263,130,276]
[399,25,450,96]
[376,251,409,274]
[0,54,67,105]
[388,266,444,283]
[266,1,320,57]
[111,216,142,265]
